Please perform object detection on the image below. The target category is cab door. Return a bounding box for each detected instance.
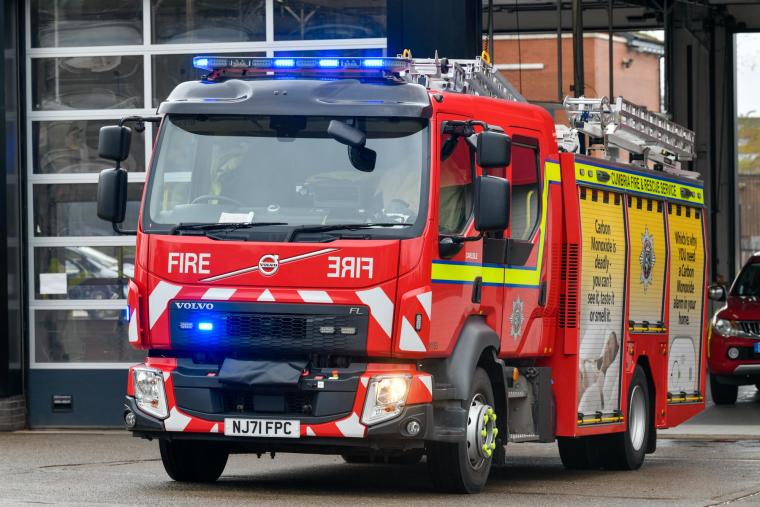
[428,114,503,355]
[500,134,546,356]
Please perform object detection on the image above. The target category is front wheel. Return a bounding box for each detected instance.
[159,440,229,482]
[604,365,650,470]
[711,374,738,405]
[426,368,497,494]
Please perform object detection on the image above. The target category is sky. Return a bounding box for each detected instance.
[737,33,760,117]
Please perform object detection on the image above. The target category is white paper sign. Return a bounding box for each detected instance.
[40,273,67,295]
[218,211,254,224]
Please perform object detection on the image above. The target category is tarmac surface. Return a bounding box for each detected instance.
[3,387,760,506]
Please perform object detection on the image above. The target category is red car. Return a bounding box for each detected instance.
[708,255,760,404]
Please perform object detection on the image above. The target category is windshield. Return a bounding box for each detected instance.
[731,262,760,298]
[143,115,428,236]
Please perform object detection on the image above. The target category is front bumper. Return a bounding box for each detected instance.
[709,332,760,378]
[125,358,446,451]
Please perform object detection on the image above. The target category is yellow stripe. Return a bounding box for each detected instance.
[575,161,704,205]
[578,415,625,425]
[432,161,562,287]
[668,395,704,403]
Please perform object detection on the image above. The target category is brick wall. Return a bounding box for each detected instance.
[491,34,661,111]
[0,395,26,431]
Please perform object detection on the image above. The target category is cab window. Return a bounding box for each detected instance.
[509,139,540,240]
[438,133,474,234]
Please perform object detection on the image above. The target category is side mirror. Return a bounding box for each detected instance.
[476,131,511,168]
[97,168,128,223]
[708,284,727,302]
[98,125,132,163]
[474,175,510,233]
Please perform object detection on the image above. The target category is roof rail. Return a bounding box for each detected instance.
[402,53,526,103]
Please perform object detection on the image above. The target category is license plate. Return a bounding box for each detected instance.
[754,343,760,354]
[224,418,300,438]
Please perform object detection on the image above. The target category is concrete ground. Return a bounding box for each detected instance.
[3,387,760,506]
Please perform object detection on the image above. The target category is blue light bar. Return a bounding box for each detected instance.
[198,322,214,331]
[274,58,295,68]
[192,55,410,77]
[362,59,384,68]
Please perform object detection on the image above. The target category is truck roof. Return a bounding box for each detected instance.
[157,78,432,118]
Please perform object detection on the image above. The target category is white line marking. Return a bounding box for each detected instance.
[258,289,275,302]
[201,288,236,300]
[356,287,394,338]
[416,291,432,319]
[298,290,333,303]
[399,317,426,352]
[200,248,338,282]
[148,281,182,329]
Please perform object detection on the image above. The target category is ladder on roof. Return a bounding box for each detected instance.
[402,53,527,103]
[400,52,697,178]
[561,96,698,178]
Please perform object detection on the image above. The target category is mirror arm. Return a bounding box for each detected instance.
[118,115,161,132]
[112,222,137,236]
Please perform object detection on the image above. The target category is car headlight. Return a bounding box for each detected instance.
[713,317,752,338]
[713,318,735,336]
[361,375,411,426]
[133,367,169,419]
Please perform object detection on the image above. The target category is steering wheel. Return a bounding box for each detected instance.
[190,194,243,206]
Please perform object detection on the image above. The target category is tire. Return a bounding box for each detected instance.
[710,374,738,405]
[557,437,594,470]
[342,451,423,465]
[159,439,229,482]
[604,366,650,470]
[427,368,496,494]
[341,454,371,464]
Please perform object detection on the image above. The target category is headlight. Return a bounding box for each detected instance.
[361,375,411,426]
[713,318,735,336]
[133,367,169,419]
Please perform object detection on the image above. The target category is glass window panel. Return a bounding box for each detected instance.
[34,246,135,301]
[151,52,265,108]
[34,310,144,363]
[33,183,143,237]
[32,56,144,111]
[274,0,386,41]
[33,120,145,174]
[151,0,266,44]
[273,48,384,57]
[31,0,143,48]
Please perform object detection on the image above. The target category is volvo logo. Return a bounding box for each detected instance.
[258,254,280,276]
[174,302,214,310]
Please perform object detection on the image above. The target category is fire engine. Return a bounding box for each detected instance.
[95,53,708,493]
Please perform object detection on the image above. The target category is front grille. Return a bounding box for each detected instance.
[223,390,314,415]
[170,301,369,354]
[739,321,760,337]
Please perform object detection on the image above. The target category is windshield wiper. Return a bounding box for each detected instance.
[171,222,289,235]
[288,222,412,241]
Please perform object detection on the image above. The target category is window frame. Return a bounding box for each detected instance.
[508,134,542,243]
[437,131,477,236]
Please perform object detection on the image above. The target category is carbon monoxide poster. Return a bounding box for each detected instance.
[628,197,667,326]
[577,187,626,419]
[667,204,705,395]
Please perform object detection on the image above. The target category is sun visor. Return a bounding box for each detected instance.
[217,358,308,387]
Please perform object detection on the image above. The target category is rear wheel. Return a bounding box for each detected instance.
[558,436,596,470]
[159,440,228,482]
[710,373,738,405]
[341,451,423,465]
[604,366,650,470]
[426,368,496,494]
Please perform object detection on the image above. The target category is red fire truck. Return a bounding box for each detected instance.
[96,55,708,493]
